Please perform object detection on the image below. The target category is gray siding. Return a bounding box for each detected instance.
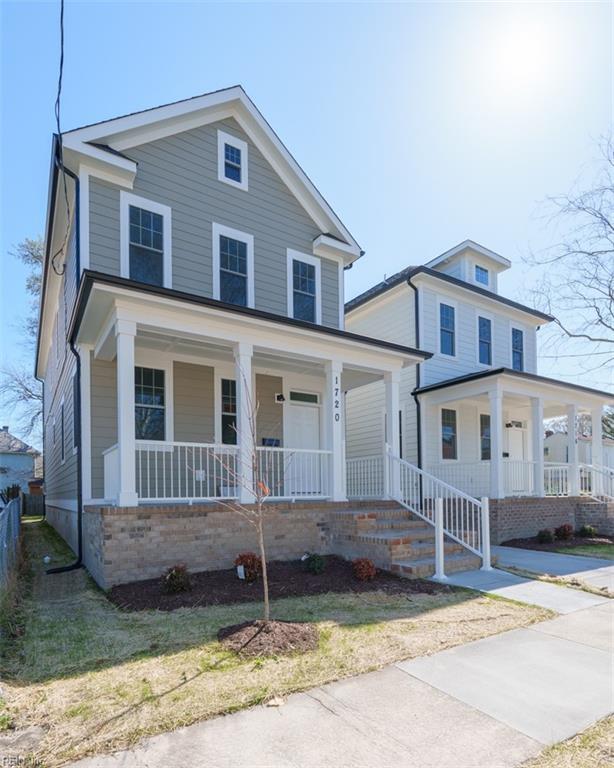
[255,374,283,446]
[90,356,117,499]
[173,362,214,442]
[89,117,340,327]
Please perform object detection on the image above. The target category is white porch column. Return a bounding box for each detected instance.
[385,370,401,498]
[567,404,579,496]
[234,342,254,504]
[115,319,138,507]
[489,386,504,499]
[591,406,604,495]
[531,397,544,497]
[324,360,346,501]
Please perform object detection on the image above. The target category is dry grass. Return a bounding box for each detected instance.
[500,565,614,598]
[523,716,614,768]
[2,518,551,767]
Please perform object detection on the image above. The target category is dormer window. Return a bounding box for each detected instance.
[218,130,248,191]
[475,265,489,286]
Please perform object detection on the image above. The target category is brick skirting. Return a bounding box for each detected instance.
[489,496,591,544]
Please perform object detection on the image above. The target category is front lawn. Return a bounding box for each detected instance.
[523,715,614,767]
[1,517,551,767]
[554,544,614,560]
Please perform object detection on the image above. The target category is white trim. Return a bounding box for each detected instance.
[476,311,494,368]
[437,296,457,358]
[119,191,172,289]
[426,240,511,270]
[79,168,90,271]
[217,129,248,191]
[286,249,322,324]
[212,222,255,308]
[313,234,361,262]
[439,405,459,462]
[80,345,92,499]
[338,263,345,329]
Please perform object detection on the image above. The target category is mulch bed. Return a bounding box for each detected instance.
[502,535,613,553]
[218,619,319,656]
[108,555,450,612]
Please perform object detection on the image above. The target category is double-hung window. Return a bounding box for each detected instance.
[121,192,171,288]
[135,367,166,441]
[217,130,248,191]
[512,328,524,371]
[221,379,237,445]
[441,408,457,460]
[220,236,248,306]
[480,414,491,460]
[288,251,321,323]
[475,265,489,286]
[439,303,456,356]
[478,316,492,366]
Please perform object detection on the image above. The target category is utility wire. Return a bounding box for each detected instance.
[51,0,69,276]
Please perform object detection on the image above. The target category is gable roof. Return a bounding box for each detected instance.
[0,428,38,455]
[426,239,511,270]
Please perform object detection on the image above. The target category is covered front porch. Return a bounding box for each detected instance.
[416,368,614,501]
[76,275,426,507]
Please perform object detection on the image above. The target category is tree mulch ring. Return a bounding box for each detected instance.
[218,619,318,657]
[108,555,451,612]
[502,534,614,552]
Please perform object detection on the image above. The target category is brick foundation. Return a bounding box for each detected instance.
[489,496,583,544]
[575,502,614,536]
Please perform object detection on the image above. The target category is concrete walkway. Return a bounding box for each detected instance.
[493,545,614,591]
[74,584,613,768]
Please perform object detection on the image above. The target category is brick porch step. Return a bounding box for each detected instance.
[391,552,482,579]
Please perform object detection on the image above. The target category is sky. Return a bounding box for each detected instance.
[1,0,613,447]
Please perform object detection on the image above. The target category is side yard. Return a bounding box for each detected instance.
[1,517,551,767]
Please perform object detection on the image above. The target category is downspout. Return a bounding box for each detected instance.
[47,155,83,574]
[408,275,423,469]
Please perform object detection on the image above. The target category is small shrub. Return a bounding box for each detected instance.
[353,557,377,582]
[161,563,191,594]
[304,553,325,575]
[554,524,574,541]
[536,529,554,544]
[235,552,262,582]
[577,524,597,538]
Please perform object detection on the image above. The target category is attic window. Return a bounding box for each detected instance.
[475,265,489,286]
[218,130,248,191]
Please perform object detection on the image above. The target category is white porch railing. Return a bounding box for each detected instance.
[503,460,536,496]
[103,444,120,500]
[425,462,490,498]
[256,447,331,499]
[345,455,385,499]
[579,463,614,501]
[544,463,569,496]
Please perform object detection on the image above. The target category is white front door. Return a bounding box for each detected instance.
[285,403,321,495]
[506,426,529,493]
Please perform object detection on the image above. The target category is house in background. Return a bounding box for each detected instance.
[345,240,614,544]
[0,426,40,496]
[544,431,614,468]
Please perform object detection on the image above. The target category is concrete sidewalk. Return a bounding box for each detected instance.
[73,597,613,768]
[493,545,614,591]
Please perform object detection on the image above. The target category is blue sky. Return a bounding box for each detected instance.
[1,1,612,444]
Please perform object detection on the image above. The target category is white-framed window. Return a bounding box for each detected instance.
[221,378,237,445]
[212,223,255,308]
[479,413,491,460]
[511,327,524,371]
[217,130,248,191]
[120,191,172,289]
[441,408,458,460]
[289,390,319,404]
[286,249,322,324]
[475,265,489,286]
[439,301,456,356]
[135,366,166,441]
[478,315,492,366]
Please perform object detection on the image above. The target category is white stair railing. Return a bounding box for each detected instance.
[579,462,614,502]
[387,448,491,572]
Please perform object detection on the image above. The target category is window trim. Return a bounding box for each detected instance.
[440,406,458,461]
[120,191,172,289]
[437,298,457,358]
[217,129,248,191]
[511,325,525,371]
[212,223,255,308]
[476,312,493,368]
[474,264,489,287]
[479,412,491,461]
[286,249,322,324]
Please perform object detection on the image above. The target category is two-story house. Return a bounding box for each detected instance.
[345,240,614,543]
[37,87,429,587]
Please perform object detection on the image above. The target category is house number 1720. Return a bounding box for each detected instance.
[333,375,341,422]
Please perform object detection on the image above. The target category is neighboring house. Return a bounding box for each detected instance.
[0,426,39,495]
[544,432,614,468]
[37,87,429,587]
[345,241,614,540]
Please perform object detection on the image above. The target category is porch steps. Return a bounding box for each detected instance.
[331,503,481,579]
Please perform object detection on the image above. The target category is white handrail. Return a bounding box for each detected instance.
[579,462,614,501]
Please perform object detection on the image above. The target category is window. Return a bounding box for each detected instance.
[72,374,79,451]
[213,224,254,307]
[287,250,321,323]
[289,391,319,404]
[441,408,457,460]
[512,328,524,371]
[221,379,237,445]
[480,413,491,460]
[220,235,248,306]
[120,192,171,288]
[217,130,248,190]
[439,303,455,356]
[60,402,65,463]
[478,316,492,366]
[135,367,165,441]
[475,265,489,286]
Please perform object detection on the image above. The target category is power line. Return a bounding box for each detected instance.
[51,0,69,277]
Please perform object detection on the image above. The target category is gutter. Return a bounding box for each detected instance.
[407,275,423,469]
[46,151,84,575]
